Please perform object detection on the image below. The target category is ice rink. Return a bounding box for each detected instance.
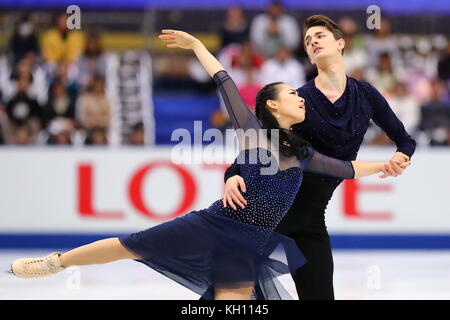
[1,249,450,300]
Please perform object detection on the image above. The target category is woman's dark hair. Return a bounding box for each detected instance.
[255,82,311,160]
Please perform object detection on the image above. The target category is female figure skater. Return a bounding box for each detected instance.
[10,30,409,300]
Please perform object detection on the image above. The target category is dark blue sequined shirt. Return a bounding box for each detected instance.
[293,76,416,161]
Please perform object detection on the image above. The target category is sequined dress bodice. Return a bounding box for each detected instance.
[208,151,304,230]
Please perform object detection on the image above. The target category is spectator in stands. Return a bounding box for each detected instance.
[260,46,305,88]
[4,55,48,107]
[49,62,79,102]
[227,40,264,88]
[42,78,76,129]
[366,52,398,94]
[84,126,108,145]
[415,78,450,146]
[127,122,145,145]
[77,75,110,131]
[338,16,365,49]
[221,40,264,110]
[220,6,249,49]
[405,40,445,105]
[411,38,439,80]
[0,91,6,144]
[250,1,300,58]
[364,17,401,70]
[5,75,42,143]
[7,15,40,66]
[388,81,421,134]
[237,66,262,111]
[41,12,85,69]
[422,79,450,108]
[339,17,367,76]
[438,41,450,83]
[214,41,264,124]
[75,32,107,88]
[46,118,74,145]
[12,123,34,145]
[0,121,5,144]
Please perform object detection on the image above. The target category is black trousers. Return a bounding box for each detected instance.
[274,172,342,300]
[278,227,335,300]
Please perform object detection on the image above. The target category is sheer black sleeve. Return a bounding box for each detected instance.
[213,70,262,131]
[303,147,355,179]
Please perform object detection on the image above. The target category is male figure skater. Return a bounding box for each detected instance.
[221,15,416,300]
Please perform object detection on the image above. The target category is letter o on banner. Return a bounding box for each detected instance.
[128,161,196,220]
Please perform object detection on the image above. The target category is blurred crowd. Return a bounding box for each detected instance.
[0,12,145,146]
[1,3,450,147]
[209,2,450,146]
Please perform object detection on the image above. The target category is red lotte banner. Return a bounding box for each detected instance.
[77,162,392,221]
[0,147,449,233]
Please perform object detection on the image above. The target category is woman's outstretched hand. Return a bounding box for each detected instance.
[159,28,224,80]
[158,29,200,50]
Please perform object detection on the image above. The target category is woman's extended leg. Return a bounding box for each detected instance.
[59,237,139,267]
[11,237,140,278]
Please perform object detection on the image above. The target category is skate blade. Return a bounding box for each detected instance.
[5,267,14,275]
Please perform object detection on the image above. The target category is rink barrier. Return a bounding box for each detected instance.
[1,233,450,249]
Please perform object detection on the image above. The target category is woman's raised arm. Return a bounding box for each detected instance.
[159,29,224,77]
[159,29,261,132]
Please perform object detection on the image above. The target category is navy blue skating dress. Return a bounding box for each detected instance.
[119,70,355,300]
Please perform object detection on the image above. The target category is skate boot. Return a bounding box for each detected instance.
[10,252,65,278]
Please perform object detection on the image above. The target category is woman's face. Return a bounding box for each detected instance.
[269,83,306,126]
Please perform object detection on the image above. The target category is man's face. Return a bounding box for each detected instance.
[304,26,344,64]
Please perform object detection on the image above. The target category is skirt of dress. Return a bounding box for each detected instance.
[119,208,306,300]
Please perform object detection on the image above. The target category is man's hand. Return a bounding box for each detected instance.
[379,152,410,179]
[222,175,247,210]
